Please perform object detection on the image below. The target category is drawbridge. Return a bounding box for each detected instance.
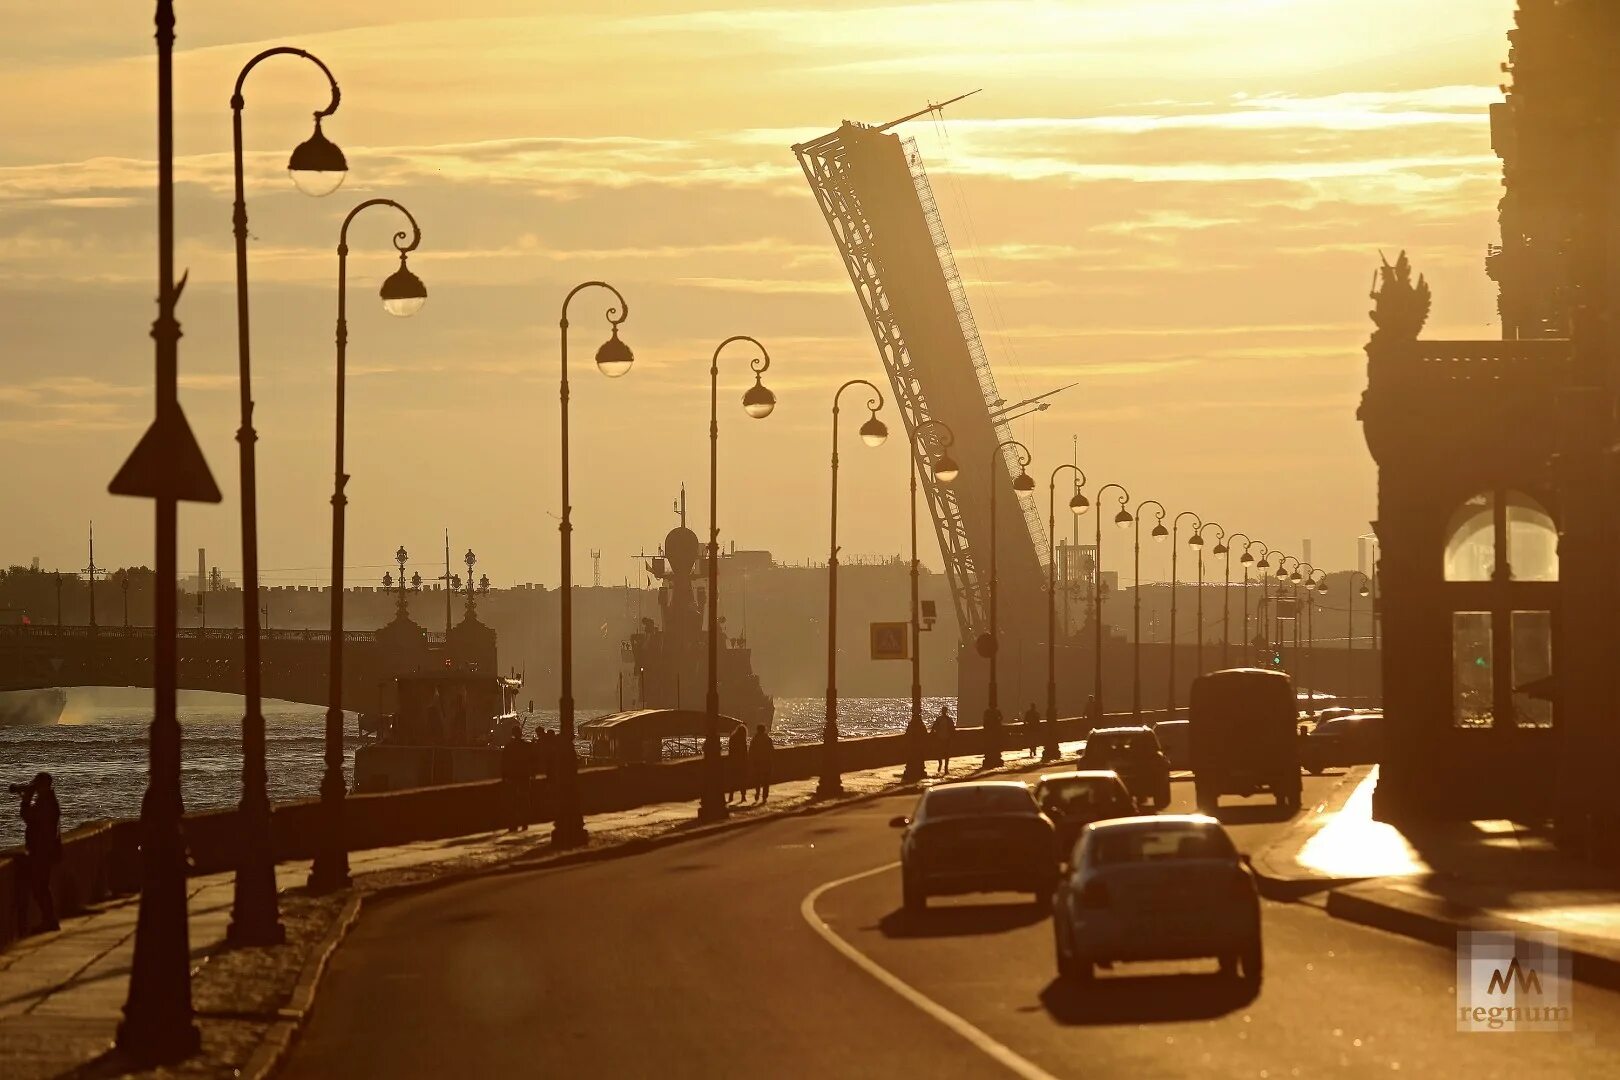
[794,98,1048,645]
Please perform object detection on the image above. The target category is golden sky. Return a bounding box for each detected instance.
[0,0,1516,590]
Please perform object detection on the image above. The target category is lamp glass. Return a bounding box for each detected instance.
[933,454,960,485]
[742,379,776,419]
[859,415,888,447]
[1114,509,1133,529]
[1151,524,1168,541]
[287,121,348,197]
[596,328,634,378]
[1069,493,1089,515]
[380,259,427,318]
[1012,470,1036,492]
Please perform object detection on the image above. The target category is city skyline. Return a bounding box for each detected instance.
[1,1,1513,585]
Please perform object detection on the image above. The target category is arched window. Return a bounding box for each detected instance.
[1443,490,1558,582]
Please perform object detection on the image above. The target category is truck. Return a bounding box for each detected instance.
[1188,668,1303,812]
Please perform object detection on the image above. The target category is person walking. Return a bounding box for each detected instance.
[750,724,774,802]
[930,706,956,777]
[728,723,750,803]
[18,772,61,933]
[1023,703,1041,758]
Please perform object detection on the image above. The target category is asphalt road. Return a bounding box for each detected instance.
[284,767,1620,1079]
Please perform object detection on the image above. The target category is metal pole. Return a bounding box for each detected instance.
[984,439,1031,767]
[1092,484,1129,718]
[1168,512,1201,718]
[1048,465,1084,754]
[226,44,337,947]
[1132,501,1165,718]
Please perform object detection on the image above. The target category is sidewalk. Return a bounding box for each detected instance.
[1255,764,1620,989]
[0,741,1082,1079]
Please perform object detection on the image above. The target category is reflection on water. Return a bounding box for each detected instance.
[0,690,956,848]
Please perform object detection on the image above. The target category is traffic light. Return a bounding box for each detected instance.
[1271,651,1283,667]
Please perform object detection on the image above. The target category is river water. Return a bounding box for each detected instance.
[0,689,957,848]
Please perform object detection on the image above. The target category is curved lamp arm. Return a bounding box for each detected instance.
[233,47,341,117]
[834,378,885,416]
[562,280,629,331]
[339,198,421,254]
[713,335,771,377]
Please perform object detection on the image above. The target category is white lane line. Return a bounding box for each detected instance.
[801,863,1060,1080]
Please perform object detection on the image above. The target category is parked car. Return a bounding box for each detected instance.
[1299,712,1384,774]
[891,781,1058,912]
[1032,770,1138,855]
[1152,719,1190,769]
[1052,815,1262,985]
[1189,668,1303,811]
[1077,726,1171,809]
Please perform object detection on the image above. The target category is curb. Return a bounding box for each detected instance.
[239,751,1068,1078]
[1250,765,1375,901]
[1325,882,1620,993]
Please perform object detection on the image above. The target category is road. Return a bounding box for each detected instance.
[285,768,1620,1078]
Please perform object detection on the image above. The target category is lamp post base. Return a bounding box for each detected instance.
[549,816,589,849]
[698,733,728,823]
[982,707,1003,769]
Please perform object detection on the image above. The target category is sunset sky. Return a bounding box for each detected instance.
[0,1,1516,592]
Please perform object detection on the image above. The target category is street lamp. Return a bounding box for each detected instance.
[1166,511,1202,718]
[1238,539,1267,663]
[383,546,419,619]
[1254,546,1275,657]
[1092,484,1132,720]
[1131,499,1167,718]
[1272,554,1300,674]
[309,199,425,894]
[111,2,221,1062]
[982,439,1035,769]
[1220,532,1252,671]
[906,419,957,781]
[1347,570,1372,707]
[820,379,887,797]
[1303,566,1327,712]
[699,336,776,823]
[228,41,346,945]
[1190,520,1223,680]
[553,281,633,848]
[1047,463,1087,758]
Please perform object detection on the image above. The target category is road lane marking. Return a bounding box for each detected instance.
[802,863,1060,1080]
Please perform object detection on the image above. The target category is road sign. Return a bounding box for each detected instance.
[870,621,909,660]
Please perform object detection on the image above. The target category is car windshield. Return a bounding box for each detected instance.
[1088,732,1154,754]
[921,785,1036,819]
[1092,825,1235,865]
[1037,778,1128,813]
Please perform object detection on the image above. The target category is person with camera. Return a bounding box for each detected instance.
[14,772,62,933]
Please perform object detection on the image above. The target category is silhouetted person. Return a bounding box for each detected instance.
[728,724,750,803]
[502,728,530,832]
[903,711,929,782]
[18,772,61,933]
[750,724,774,802]
[931,706,955,776]
[1084,693,1099,735]
[1023,703,1041,757]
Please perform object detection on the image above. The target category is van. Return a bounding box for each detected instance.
[1188,668,1303,812]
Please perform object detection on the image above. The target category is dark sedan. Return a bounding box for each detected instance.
[1078,726,1172,809]
[891,781,1058,912]
[1299,712,1383,774]
[1031,770,1137,856]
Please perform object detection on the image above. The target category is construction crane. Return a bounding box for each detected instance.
[793,94,1049,645]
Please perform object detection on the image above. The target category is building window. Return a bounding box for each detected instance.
[1506,497,1558,582]
[1511,610,1553,729]
[1444,490,1558,582]
[1452,611,1494,728]
[1444,494,1494,582]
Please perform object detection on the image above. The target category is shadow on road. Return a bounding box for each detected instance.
[877,902,1046,940]
[1039,971,1257,1025]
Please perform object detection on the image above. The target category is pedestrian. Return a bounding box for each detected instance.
[1023,703,1041,757]
[1084,693,1099,735]
[750,723,774,802]
[501,727,528,832]
[728,723,750,802]
[17,772,61,933]
[931,706,955,776]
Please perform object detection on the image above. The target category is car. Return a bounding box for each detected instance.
[1052,815,1262,986]
[1031,770,1138,855]
[1077,726,1172,809]
[1152,719,1190,769]
[890,781,1058,912]
[1188,668,1303,812]
[1299,712,1383,774]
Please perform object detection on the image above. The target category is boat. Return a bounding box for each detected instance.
[622,497,774,733]
[352,669,524,793]
[0,687,66,727]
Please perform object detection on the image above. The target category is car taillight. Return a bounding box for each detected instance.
[1080,880,1110,908]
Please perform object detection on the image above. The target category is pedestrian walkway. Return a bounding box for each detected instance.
[1257,765,1620,988]
[0,741,1082,1078]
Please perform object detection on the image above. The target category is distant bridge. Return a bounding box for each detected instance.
[0,612,501,715]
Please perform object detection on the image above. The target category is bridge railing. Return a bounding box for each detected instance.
[0,624,420,644]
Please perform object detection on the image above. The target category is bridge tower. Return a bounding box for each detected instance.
[793,99,1047,649]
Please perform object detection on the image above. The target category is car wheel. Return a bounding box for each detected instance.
[1240,938,1264,988]
[1054,924,1077,979]
[1156,787,1171,810]
[1218,952,1238,979]
[902,873,926,914]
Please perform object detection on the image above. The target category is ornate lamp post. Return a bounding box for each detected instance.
[1255,548,1277,657]
[1091,484,1132,718]
[111,2,222,1062]
[1303,566,1326,711]
[699,336,777,823]
[1237,539,1266,663]
[1166,511,1202,718]
[819,379,888,797]
[1131,500,1167,717]
[1046,464,1087,757]
[982,439,1036,768]
[309,199,426,894]
[553,282,633,847]
[1220,532,1252,671]
[1189,520,1223,680]
[227,45,344,946]
[907,420,958,780]
[1272,554,1301,674]
[382,546,420,618]
[1347,570,1372,707]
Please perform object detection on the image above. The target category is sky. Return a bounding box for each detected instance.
[0,0,1517,592]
